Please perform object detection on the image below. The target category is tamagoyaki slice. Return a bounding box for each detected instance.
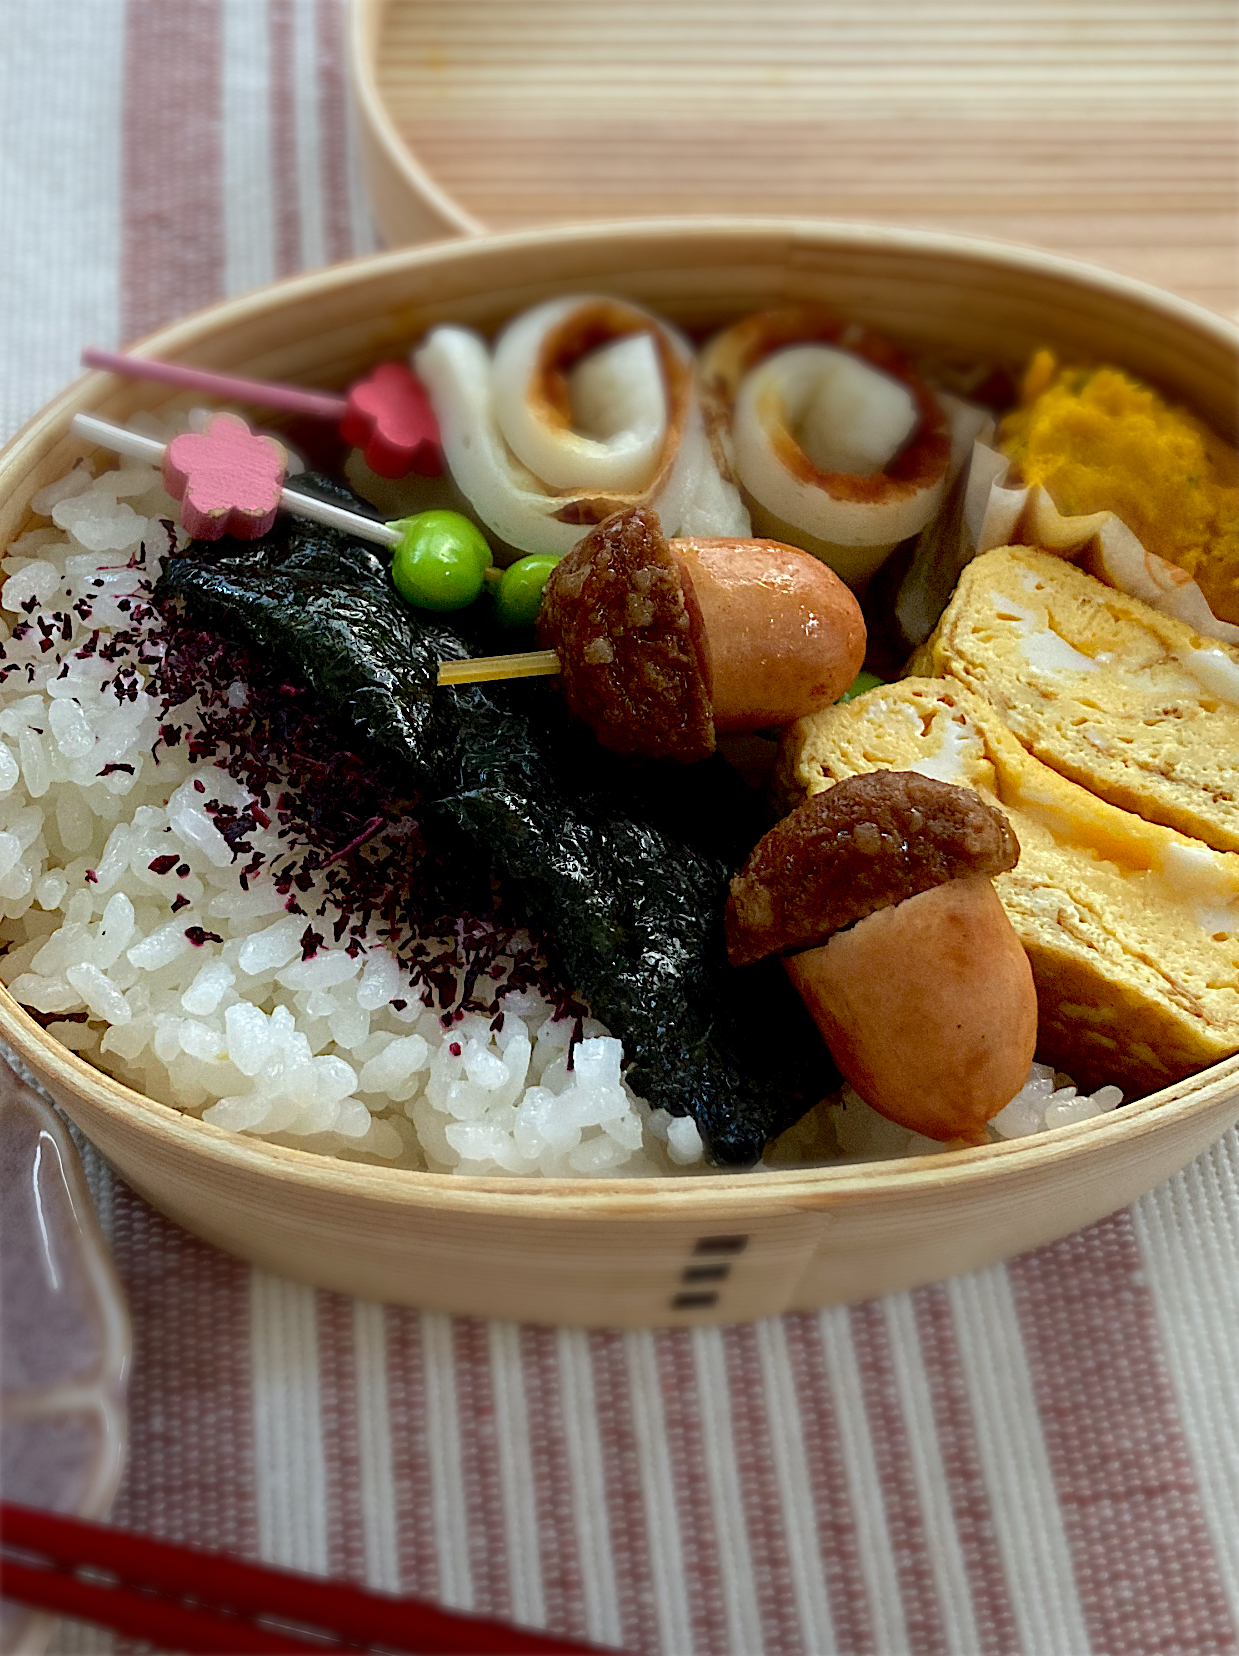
[910,545,1239,853]
[775,676,1239,1097]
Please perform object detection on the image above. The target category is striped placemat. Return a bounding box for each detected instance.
[2,3,1238,1652]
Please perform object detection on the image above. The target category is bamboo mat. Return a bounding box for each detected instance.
[373,0,1239,315]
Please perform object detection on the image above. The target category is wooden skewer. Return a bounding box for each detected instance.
[438,649,561,685]
[438,532,719,687]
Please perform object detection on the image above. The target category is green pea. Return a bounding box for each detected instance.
[494,554,562,629]
[837,669,884,704]
[390,511,493,611]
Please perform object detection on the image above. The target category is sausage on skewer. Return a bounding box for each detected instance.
[534,506,866,762]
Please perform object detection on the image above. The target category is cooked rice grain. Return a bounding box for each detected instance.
[0,427,701,1176]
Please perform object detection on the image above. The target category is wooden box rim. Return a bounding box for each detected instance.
[347,0,483,242]
[3,216,1238,1228]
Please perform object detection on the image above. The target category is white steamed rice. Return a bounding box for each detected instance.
[0,416,704,1176]
[0,419,1121,1174]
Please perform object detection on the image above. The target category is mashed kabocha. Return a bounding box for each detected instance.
[997,350,1239,622]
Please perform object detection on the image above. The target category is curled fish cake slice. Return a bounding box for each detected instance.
[415,295,748,557]
[699,305,973,587]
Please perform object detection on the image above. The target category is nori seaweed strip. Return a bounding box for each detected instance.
[156,477,831,1164]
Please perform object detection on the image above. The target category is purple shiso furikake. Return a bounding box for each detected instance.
[2,518,586,1039]
[151,620,587,1035]
[7,480,826,1163]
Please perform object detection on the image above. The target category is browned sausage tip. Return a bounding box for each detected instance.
[726,770,1019,968]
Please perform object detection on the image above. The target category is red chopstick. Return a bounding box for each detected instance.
[0,1555,333,1653]
[0,1503,620,1655]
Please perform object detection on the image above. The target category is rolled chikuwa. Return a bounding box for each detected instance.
[726,771,1038,1143]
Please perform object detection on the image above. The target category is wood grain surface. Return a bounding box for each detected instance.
[369,0,1239,314]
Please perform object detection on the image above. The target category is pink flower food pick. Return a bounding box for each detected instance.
[339,362,442,480]
[162,412,288,540]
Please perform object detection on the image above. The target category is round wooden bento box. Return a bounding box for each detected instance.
[2,221,1238,1326]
